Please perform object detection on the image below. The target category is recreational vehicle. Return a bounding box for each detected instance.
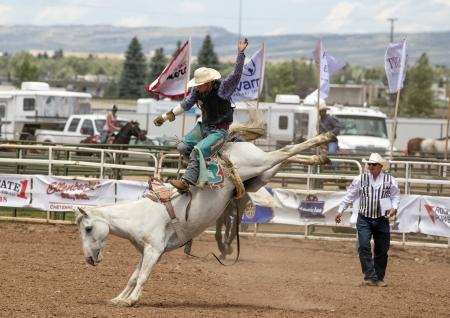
[0,82,92,140]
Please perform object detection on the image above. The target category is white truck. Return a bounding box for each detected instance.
[35,114,128,144]
[234,95,391,154]
[0,82,92,140]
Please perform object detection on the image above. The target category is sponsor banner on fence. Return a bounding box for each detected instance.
[116,180,149,203]
[32,176,115,211]
[271,189,348,225]
[419,196,450,237]
[0,175,32,207]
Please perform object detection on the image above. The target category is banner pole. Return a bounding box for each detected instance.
[444,81,450,161]
[389,90,401,161]
[256,43,265,110]
[177,37,191,177]
[316,40,321,156]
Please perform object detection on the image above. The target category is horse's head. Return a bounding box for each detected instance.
[73,207,109,266]
[130,121,146,141]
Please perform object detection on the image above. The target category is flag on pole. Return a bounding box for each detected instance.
[231,46,265,102]
[313,41,345,99]
[146,39,191,97]
[384,38,408,93]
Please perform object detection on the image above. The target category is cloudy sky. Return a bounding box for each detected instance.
[1,0,450,35]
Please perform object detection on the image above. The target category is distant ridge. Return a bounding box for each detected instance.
[1,25,450,66]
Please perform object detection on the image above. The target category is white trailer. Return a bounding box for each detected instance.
[0,82,92,140]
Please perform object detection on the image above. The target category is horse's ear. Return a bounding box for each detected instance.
[73,207,89,225]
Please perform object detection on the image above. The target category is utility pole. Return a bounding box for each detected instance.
[238,0,242,41]
[387,18,398,43]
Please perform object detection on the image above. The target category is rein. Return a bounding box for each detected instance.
[183,199,241,266]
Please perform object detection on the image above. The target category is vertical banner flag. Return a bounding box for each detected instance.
[231,46,265,102]
[146,39,191,97]
[384,38,408,93]
[313,41,344,99]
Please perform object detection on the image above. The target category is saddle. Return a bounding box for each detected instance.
[145,177,190,246]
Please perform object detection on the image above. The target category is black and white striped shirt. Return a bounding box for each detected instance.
[338,171,400,219]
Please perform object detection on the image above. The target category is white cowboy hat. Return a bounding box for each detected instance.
[317,100,329,111]
[362,153,388,169]
[187,67,221,88]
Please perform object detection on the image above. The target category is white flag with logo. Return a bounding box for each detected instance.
[231,46,265,102]
[384,39,408,93]
[146,39,191,97]
[313,41,344,99]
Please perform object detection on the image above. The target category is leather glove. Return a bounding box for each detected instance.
[335,212,343,224]
[387,208,397,218]
[153,115,165,126]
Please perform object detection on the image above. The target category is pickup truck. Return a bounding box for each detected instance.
[35,114,128,144]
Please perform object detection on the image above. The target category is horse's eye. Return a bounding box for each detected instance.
[85,226,93,233]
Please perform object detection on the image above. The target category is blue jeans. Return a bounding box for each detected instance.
[177,123,228,185]
[328,142,338,169]
[356,214,390,282]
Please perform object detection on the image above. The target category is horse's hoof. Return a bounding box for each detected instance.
[111,298,136,307]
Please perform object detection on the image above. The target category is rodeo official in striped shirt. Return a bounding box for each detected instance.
[335,153,400,287]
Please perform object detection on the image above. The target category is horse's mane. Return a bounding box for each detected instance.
[229,102,266,141]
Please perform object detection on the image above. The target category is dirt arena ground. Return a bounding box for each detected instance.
[0,222,449,318]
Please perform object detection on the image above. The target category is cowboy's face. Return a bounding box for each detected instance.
[197,82,213,94]
[367,163,382,178]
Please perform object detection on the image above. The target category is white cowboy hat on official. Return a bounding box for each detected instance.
[362,153,389,170]
[187,67,221,88]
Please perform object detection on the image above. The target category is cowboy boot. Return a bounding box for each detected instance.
[169,178,190,192]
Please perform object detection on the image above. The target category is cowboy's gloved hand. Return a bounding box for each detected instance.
[165,111,176,122]
[153,115,165,126]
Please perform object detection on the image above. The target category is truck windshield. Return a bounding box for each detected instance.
[336,115,388,138]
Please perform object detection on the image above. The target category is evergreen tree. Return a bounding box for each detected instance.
[401,53,436,116]
[13,58,39,87]
[172,40,182,58]
[52,49,64,59]
[118,37,148,98]
[197,35,220,69]
[148,47,168,83]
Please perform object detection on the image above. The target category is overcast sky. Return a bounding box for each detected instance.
[1,0,450,36]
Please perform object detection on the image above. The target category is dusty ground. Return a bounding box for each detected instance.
[0,222,449,318]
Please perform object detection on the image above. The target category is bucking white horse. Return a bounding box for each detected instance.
[74,132,335,306]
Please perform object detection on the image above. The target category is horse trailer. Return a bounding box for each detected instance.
[0,82,92,140]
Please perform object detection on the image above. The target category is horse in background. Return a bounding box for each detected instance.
[406,137,450,157]
[80,121,146,145]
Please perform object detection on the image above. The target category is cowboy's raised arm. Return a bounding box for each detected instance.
[218,38,248,99]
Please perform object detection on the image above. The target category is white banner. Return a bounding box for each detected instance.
[419,196,450,237]
[32,176,115,211]
[146,39,191,97]
[313,41,344,99]
[116,180,149,203]
[0,175,32,207]
[231,46,265,102]
[384,38,408,93]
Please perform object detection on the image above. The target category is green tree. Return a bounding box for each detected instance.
[401,53,436,116]
[148,47,168,83]
[118,37,148,98]
[197,35,220,69]
[172,40,182,58]
[12,56,39,87]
